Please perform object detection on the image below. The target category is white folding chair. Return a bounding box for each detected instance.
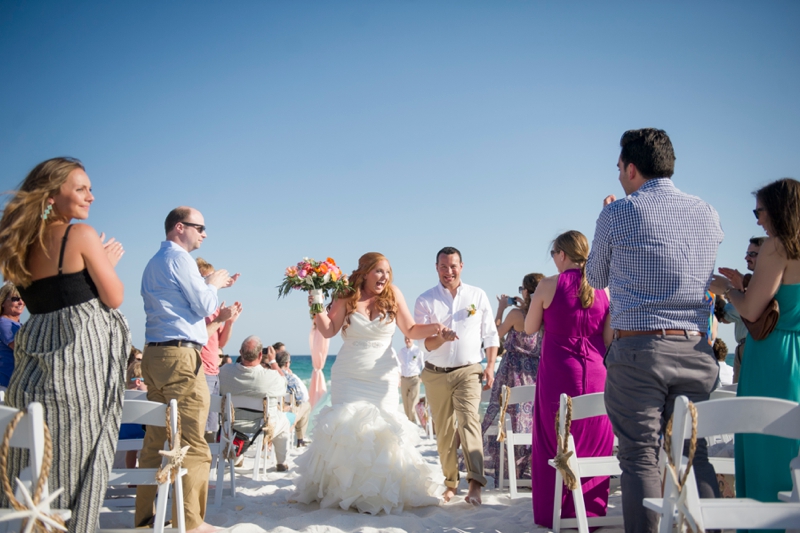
[480,388,506,490]
[227,394,274,482]
[547,392,622,533]
[207,394,235,507]
[499,384,536,497]
[0,402,71,532]
[99,399,186,533]
[645,395,800,533]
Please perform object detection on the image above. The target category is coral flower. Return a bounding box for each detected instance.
[316,263,329,275]
[285,266,298,277]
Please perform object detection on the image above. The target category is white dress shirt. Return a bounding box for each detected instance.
[414,282,499,368]
[397,344,424,377]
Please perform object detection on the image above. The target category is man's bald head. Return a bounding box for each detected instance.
[239,335,263,363]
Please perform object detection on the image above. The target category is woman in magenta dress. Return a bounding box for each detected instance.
[524,230,613,528]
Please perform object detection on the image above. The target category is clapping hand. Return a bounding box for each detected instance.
[718,267,746,292]
[99,232,124,267]
[206,269,235,289]
[603,195,617,207]
[217,301,243,322]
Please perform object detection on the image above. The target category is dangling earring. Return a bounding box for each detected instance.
[41,203,53,220]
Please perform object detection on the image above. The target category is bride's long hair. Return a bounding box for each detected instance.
[341,252,398,332]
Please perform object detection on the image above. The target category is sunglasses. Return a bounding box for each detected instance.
[181,221,206,233]
[518,286,524,294]
[753,207,766,219]
[130,377,145,383]
[7,297,22,303]
[550,249,559,257]
[745,251,759,258]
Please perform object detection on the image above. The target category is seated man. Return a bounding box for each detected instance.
[275,350,311,446]
[219,335,291,471]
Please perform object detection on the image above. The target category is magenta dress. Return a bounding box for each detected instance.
[531,269,613,528]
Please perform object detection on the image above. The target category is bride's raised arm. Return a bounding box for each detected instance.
[392,285,441,340]
[312,296,348,338]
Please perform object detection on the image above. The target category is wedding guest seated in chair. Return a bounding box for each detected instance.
[275,350,311,446]
[219,335,291,471]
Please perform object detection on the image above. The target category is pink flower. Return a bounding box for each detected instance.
[298,269,308,279]
[285,266,298,277]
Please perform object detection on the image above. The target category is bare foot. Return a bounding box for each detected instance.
[465,480,482,506]
[187,522,220,533]
[442,486,457,502]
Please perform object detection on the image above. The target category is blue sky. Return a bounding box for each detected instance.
[1,1,799,355]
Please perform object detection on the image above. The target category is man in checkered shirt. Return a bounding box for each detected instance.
[586,128,724,533]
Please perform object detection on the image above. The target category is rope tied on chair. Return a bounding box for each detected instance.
[156,404,190,485]
[220,396,237,461]
[553,395,579,491]
[0,409,67,532]
[260,398,275,451]
[663,402,703,533]
[496,385,511,442]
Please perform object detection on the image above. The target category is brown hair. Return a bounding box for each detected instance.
[552,230,595,309]
[0,157,85,287]
[126,347,143,368]
[164,206,191,236]
[712,338,728,363]
[126,360,143,389]
[196,257,214,276]
[755,178,800,260]
[341,252,397,332]
[520,273,544,315]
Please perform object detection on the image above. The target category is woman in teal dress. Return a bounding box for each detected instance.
[711,178,800,531]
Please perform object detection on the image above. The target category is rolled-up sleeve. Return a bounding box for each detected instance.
[478,290,500,349]
[586,206,613,290]
[172,252,218,318]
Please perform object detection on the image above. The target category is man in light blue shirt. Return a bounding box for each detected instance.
[136,206,238,533]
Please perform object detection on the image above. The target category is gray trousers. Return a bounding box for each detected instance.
[604,333,720,533]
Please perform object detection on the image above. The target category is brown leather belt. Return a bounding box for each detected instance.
[614,329,704,339]
[424,362,472,373]
[147,340,203,351]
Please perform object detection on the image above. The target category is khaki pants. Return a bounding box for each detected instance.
[420,363,486,488]
[400,375,421,423]
[136,345,211,530]
[293,401,311,440]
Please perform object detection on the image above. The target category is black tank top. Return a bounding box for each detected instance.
[18,225,100,314]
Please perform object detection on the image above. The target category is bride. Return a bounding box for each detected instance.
[292,252,450,514]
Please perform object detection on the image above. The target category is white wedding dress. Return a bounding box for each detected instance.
[292,313,444,514]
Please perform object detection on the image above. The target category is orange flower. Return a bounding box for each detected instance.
[326,257,336,266]
[315,263,329,275]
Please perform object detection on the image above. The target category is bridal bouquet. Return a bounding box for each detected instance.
[277,257,350,316]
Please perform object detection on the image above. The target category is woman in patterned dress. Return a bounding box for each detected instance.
[0,157,130,532]
[480,272,544,483]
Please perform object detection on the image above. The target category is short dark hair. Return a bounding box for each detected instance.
[712,338,728,363]
[436,246,462,263]
[749,236,767,247]
[272,342,285,351]
[275,350,290,368]
[164,207,192,236]
[619,128,675,179]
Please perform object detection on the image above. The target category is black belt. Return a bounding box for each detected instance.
[424,362,473,373]
[147,340,203,351]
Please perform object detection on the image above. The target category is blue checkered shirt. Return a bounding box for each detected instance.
[586,178,724,331]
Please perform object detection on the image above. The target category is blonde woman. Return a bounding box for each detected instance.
[0,157,130,532]
[292,252,447,513]
[524,230,613,529]
[0,282,24,390]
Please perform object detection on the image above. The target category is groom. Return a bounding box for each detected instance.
[415,246,499,504]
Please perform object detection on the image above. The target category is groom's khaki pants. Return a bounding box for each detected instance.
[421,363,487,488]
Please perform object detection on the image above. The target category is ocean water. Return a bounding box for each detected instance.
[287,355,336,386]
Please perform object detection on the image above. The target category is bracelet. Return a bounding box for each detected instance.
[723,286,733,298]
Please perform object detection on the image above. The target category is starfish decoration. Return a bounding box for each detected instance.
[156,445,190,484]
[0,479,68,533]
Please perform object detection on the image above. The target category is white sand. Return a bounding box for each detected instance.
[163,429,625,533]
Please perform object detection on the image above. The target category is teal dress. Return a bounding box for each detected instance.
[735,283,800,532]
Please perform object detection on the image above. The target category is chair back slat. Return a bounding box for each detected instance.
[569,392,608,420]
[209,394,223,413]
[124,389,148,401]
[685,397,800,440]
[507,385,536,405]
[120,400,168,426]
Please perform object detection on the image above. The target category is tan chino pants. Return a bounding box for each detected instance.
[400,374,421,423]
[135,345,211,530]
[421,363,487,488]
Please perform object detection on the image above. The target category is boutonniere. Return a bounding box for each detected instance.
[467,304,477,317]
